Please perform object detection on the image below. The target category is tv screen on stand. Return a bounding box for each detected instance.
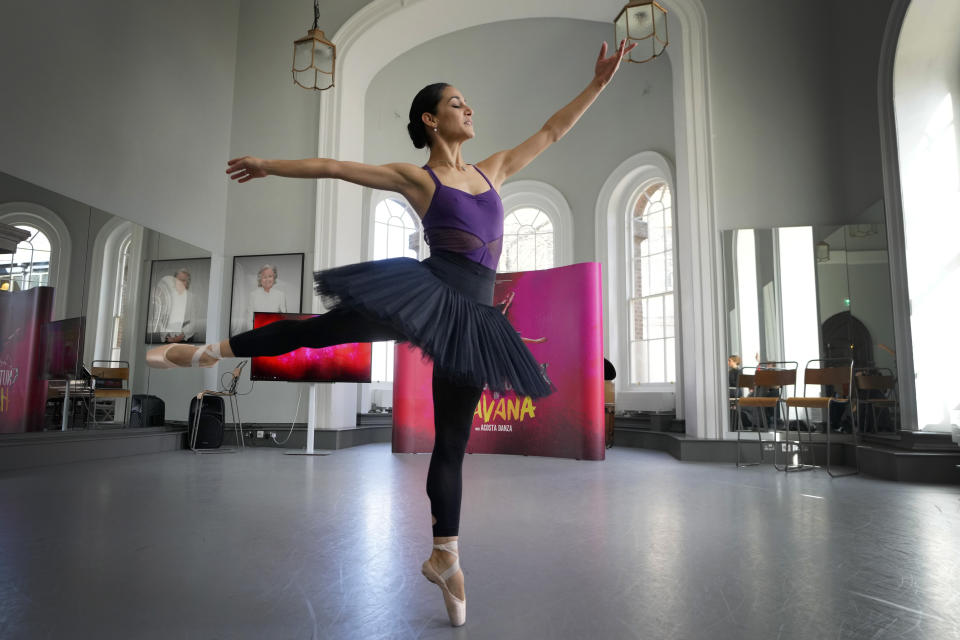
[249,312,373,383]
[43,316,85,379]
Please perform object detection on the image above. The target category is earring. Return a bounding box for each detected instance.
[433,126,438,133]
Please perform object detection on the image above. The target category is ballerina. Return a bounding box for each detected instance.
[147,38,636,627]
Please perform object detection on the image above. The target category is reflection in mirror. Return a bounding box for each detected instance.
[722,221,898,434]
[1,170,210,434]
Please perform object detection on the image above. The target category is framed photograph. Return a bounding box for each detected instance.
[145,258,211,344]
[229,253,304,336]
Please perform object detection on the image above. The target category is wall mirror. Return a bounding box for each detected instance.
[1,171,210,433]
[721,220,897,436]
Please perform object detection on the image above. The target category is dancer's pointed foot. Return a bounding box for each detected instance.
[146,343,221,369]
[422,541,466,626]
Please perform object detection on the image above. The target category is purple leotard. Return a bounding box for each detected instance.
[422,165,503,271]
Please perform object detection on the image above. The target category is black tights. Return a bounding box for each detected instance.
[229,309,480,537]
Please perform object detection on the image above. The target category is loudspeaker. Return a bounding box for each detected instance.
[189,395,225,449]
[131,394,165,427]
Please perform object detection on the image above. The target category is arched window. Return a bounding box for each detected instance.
[373,197,423,261]
[0,204,71,319]
[498,207,554,272]
[371,196,424,382]
[1,225,51,292]
[629,181,676,384]
[109,233,134,361]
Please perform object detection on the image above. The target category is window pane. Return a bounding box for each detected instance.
[664,293,674,338]
[648,252,665,294]
[533,211,553,233]
[499,234,518,272]
[640,256,651,296]
[535,232,554,269]
[631,340,649,384]
[645,296,665,340]
[629,297,642,342]
[666,337,676,383]
[648,338,665,383]
[646,211,664,255]
[517,233,537,271]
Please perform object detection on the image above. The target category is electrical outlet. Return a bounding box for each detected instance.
[268,432,277,439]
[256,430,264,439]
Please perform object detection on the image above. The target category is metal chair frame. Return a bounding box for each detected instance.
[786,358,858,477]
[190,362,246,455]
[735,362,798,470]
[854,367,898,434]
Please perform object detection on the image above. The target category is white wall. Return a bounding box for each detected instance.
[0,0,240,254]
[828,0,896,219]
[707,0,894,231]
[363,18,676,265]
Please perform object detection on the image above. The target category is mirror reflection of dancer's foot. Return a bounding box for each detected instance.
[146,38,635,628]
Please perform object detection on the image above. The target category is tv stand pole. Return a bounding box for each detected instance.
[283,382,331,456]
[61,375,70,431]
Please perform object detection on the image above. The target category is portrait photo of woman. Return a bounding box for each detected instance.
[229,253,303,336]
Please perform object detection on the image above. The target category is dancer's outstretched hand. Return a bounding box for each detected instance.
[226,156,268,183]
[594,39,637,87]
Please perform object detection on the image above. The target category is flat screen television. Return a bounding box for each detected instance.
[249,312,372,383]
[43,316,85,379]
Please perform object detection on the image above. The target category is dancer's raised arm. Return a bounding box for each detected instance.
[226,156,430,202]
[479,39,636,186]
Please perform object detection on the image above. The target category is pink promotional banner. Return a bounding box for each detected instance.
[392,262,605,461]
[0,287,54,433]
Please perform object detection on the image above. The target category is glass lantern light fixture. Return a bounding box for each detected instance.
[614,1,669,64]
[815,240,831,263]
[292,0,336,91]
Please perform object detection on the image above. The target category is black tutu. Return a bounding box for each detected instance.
[313,250,553,398]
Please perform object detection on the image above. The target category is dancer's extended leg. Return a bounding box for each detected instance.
[147,308,404,367]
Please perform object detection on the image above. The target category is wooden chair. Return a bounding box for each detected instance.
[89,360,131,427]
[855,368,898,433]
[736,362,797,469]
[785,359,857,477]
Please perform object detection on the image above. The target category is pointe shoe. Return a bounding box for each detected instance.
[421,541,466,627]
[146,343,221,369]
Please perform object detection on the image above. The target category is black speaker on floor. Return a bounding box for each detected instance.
[131,394,165,427]
[189,395,225,449]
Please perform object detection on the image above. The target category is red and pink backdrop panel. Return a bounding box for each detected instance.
[392,262,605,461]
[0,287,54,433]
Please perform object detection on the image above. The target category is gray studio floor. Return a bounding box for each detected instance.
[1,444,959,640]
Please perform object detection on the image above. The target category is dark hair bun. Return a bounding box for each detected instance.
[407,121,428,149]
[407,82,449,150]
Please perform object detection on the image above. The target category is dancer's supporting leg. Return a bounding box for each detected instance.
[424,373,483,609]
[148,308,404,366]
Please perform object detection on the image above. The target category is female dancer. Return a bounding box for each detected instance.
[147,39,635,627]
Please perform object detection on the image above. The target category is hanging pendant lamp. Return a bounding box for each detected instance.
[292,0,336,91]
[614,1,669,63]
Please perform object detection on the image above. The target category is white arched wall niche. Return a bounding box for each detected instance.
[594,151,680,414]
[312,0,722,438]
[501,180,574,268]
[0,202,71,320]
